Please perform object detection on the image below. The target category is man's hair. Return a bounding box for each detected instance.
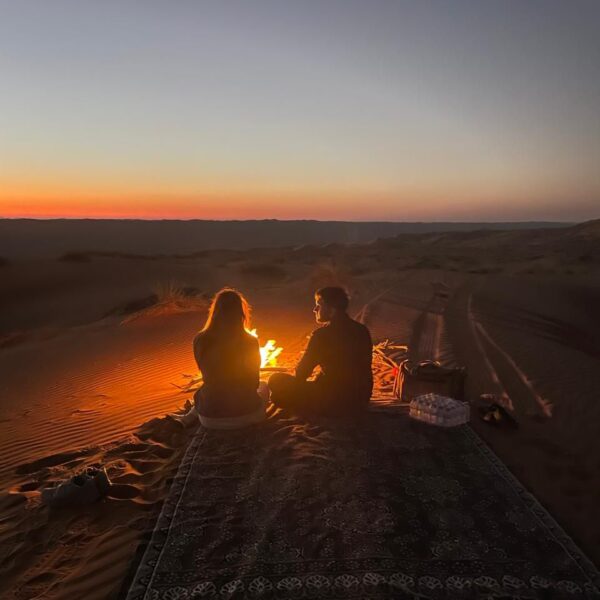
[316,286,349,312]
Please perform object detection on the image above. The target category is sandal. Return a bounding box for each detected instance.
[478,402,518,429]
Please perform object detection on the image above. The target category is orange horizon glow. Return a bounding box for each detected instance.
[2,145,599,222]
[2,191,597,222]
[2,164,598,222]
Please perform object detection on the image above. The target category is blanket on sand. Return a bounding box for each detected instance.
[127,406,599,599]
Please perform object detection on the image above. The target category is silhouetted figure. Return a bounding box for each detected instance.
[192,288,267,429]
[269,287,373,416]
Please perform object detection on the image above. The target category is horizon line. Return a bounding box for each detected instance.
[0,216,580,224]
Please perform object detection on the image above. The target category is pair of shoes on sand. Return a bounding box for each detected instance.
[478,395,518,429]
[41,466,111,508]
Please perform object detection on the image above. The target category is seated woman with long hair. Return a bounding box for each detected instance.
[186,288,267,429]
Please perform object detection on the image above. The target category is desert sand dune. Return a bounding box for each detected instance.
[0,220,599,598]
[0,218,572,259]
[445,275,600,561]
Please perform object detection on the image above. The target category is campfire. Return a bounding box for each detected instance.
[247,329,283,368]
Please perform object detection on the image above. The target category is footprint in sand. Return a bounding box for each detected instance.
[15,447,97,475]
[135,416,187,447]
[13,481,41,493]
[70,408,100,416]
[106,483,141,499]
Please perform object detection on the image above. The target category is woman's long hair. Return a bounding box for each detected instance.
[201,288,251,337]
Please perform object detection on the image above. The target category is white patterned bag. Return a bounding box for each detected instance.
[409,393,470,427]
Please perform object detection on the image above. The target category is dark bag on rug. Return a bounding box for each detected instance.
[395,360,466,402]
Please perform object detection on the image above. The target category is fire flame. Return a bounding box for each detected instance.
[247,328,283,368]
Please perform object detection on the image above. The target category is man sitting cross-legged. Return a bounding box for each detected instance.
[268,286,373,416]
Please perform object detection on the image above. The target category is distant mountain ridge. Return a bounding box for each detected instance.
[0,218,575,259]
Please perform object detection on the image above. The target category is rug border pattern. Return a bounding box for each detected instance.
[126,429,207,600]
[462,425,599,587]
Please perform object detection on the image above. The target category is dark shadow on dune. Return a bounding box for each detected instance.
[59,249,217,262]
[0,330,29,349]
[58,251,93,262]
[103,286,207,320]
[239,261,288,282]
[15,447,99,475]
[103,295,160,318]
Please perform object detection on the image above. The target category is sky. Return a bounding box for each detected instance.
[1,0,599,221]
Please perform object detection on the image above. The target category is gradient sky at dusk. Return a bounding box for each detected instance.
[1,0,599,221]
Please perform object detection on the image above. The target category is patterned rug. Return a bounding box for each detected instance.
[126,406,599,599]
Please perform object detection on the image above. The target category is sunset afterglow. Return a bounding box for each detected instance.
[1,1,599,221]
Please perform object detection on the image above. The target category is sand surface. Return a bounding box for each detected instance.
[0,220,598,598]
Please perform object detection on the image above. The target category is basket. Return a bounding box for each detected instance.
[395,360,466,402]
